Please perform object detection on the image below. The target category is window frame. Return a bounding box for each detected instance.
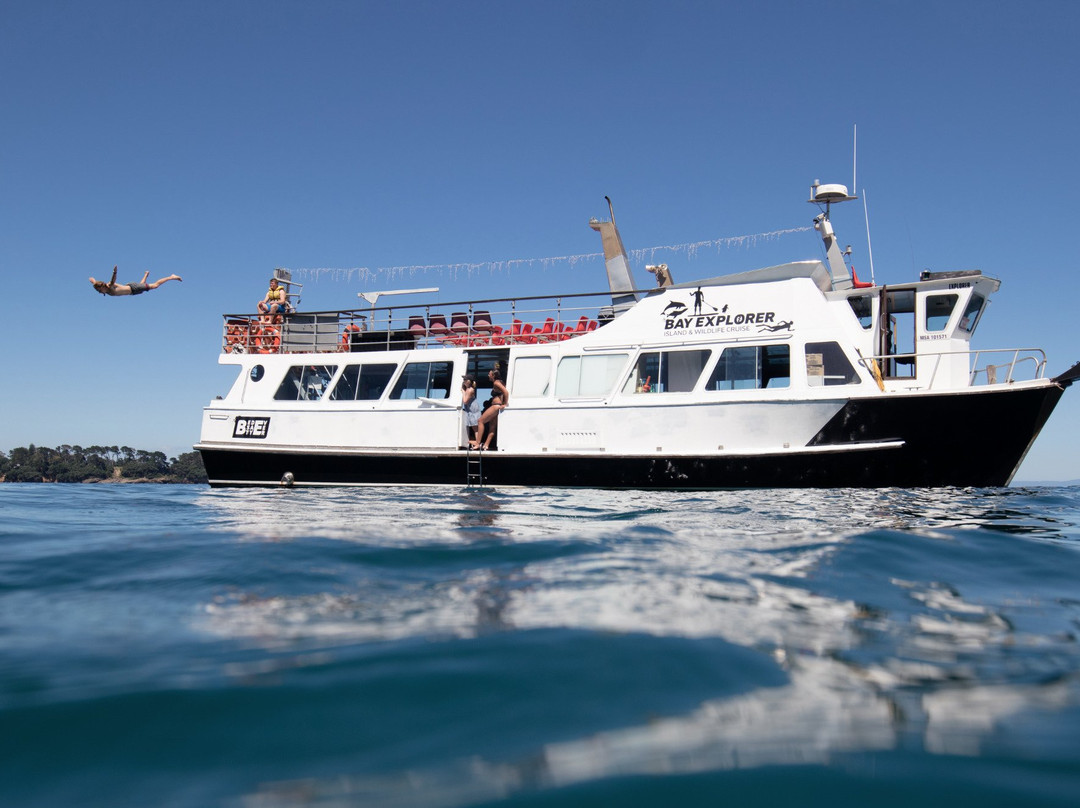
[273,364,339,401]
[388,360,454,401]
[704,344,791,392]
[554,353,630,398]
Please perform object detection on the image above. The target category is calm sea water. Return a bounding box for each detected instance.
[1,483,1078,807]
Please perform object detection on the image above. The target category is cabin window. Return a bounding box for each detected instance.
[848,295,874,329]
[389,361,453,400]
[512,356,552,398]
[273,365,337,401]
[330,363,398,401]
[925,294,959,332]
[805,342,860,386]
[555,354,629,397]
[958,293,986,334]
[623,349,711,393]
[706,345,790,391]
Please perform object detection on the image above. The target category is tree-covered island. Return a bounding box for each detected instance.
[0,445,208,483]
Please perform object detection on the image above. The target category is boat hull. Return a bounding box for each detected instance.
[197,382,1064,489]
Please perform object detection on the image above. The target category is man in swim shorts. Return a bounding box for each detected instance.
[90,266,182,296]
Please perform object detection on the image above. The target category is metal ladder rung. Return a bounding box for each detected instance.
[465,447,484,488]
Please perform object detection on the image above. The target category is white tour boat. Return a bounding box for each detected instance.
[195,184,1079,488]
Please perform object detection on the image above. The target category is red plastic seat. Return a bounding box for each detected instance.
[851,268,874,289]
[428,314,448,337]
[535,318,556,342]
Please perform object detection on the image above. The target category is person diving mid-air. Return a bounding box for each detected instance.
[90,266,182,296]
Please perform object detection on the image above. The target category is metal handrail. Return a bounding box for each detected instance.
[220,289,622,355]
[855,348,1047,387]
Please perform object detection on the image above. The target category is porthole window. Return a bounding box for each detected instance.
[250,365,264,382]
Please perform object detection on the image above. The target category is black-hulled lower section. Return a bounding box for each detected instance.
[806,383,1063,486]
[199,384,1065,489]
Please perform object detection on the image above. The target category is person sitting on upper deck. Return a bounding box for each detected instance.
[258,278,289,317]
[90,266,182,296]
[473,364,509,450]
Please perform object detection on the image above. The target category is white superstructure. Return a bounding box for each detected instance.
[196,185,1076,488]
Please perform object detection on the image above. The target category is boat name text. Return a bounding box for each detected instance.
[234,417,270,439]
[665,311,777,331]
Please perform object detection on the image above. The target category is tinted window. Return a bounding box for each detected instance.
[706,345,790,391]
[958,294,985,334]
[623,349,711,393]
[330,363,398,401]
[805,342,859,386]
[330,365,360,400]
[848,295,874,329]
[512,356,552,398]
[274,365,337,401]
[555,354,628,397]
[925,294,958,332]
[389,361,453,400]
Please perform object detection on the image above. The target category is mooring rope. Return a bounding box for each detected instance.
[289,226,813,284]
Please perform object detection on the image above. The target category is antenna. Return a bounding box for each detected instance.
[863,189,876,285]
[852,124,857,197]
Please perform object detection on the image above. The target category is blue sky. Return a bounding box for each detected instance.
[2,0,1078,480]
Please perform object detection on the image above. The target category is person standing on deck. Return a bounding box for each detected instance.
[474,364,509,450]
[461,375,480,446]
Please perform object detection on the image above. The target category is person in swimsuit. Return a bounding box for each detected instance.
[473,364,509,450]
[90,266,182,296]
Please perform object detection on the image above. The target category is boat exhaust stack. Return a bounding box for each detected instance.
[810,181,857,291]
[589,197,639,313]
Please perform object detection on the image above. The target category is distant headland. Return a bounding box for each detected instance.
[0,445,207,484]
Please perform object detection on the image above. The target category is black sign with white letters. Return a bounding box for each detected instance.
[233,417,270,439]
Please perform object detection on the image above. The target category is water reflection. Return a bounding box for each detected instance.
[187,485,1080,806]
[456,489,501,531]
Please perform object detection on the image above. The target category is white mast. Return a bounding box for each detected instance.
[809,180,857,291]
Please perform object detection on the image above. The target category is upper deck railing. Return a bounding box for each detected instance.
[221,290,622,355]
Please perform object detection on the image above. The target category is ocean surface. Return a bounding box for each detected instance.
[1,483,1079,808]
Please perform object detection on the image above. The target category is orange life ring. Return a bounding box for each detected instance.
[256,324,281,353]
[225,323,244,352]
[341,323,362,352]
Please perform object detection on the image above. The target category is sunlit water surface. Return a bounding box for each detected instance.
[1,483,1078,807]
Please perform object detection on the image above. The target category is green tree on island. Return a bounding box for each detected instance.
[0,445,208,484]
